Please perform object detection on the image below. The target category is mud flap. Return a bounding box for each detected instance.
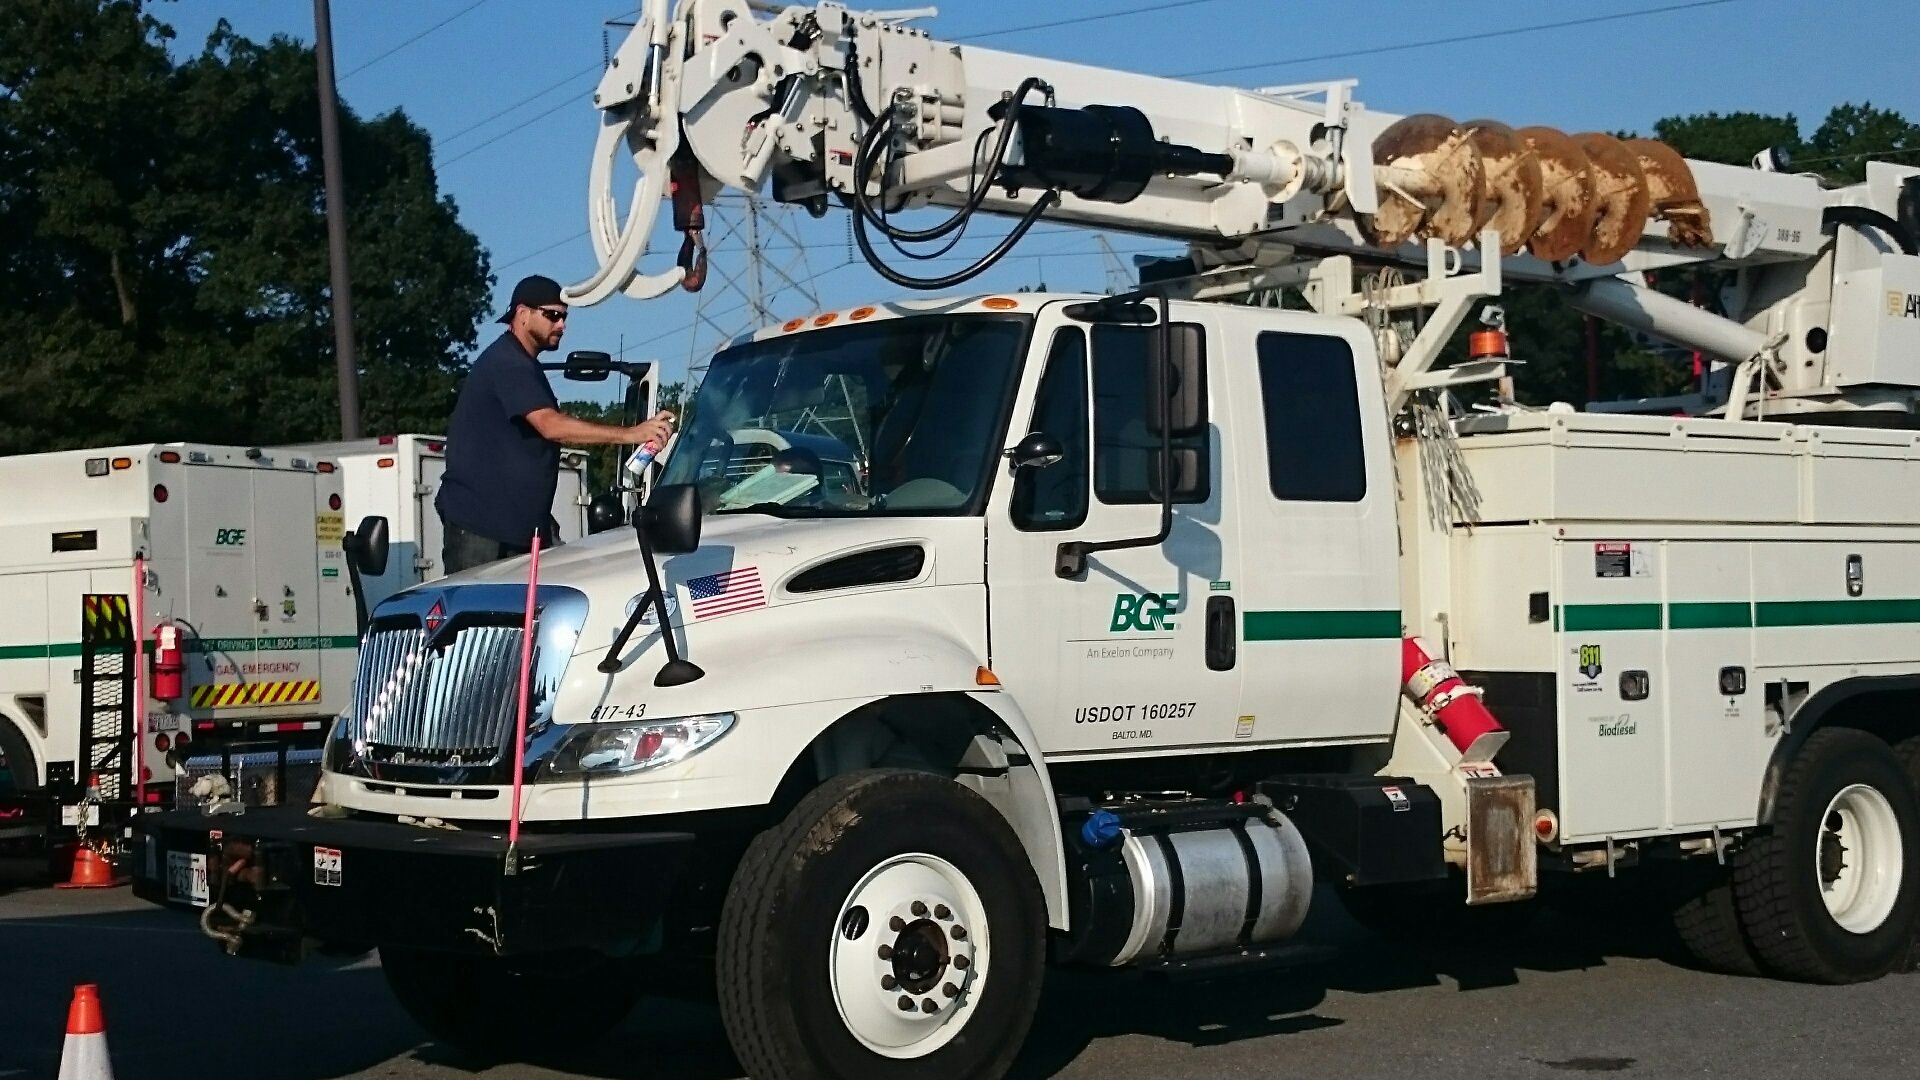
[1466,774,1536,905]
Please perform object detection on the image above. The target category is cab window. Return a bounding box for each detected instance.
[1011,329,1089,531]
[1256,332,1366,502]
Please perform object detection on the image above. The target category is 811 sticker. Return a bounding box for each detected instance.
[313,846,342,887]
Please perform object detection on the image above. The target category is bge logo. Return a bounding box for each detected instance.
[1111,592,1179,633]
[214,528,247,546]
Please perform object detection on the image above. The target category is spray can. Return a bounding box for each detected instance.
[623,438,663,479]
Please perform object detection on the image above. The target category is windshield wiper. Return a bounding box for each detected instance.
[715,502,801,517]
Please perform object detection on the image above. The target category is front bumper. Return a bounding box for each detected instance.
[132,806,695,959]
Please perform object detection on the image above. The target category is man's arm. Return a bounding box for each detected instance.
[524,407,674,447]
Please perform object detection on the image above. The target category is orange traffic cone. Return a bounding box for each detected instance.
[55,846,125,890]
[57,984,115,1079]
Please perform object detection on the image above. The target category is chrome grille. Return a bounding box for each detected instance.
[355,624,526,762]
[348,584,589,769]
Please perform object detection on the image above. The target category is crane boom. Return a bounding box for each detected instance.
[573,0,1920,421]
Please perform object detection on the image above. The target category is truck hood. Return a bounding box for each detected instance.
[435,512,984,645]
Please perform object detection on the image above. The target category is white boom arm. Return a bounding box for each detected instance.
[572,0,1920,418]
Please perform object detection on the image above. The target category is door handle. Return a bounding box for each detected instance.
[1206,596,1236,671]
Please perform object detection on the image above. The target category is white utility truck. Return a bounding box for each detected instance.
[137,4,1920,1077]
[283,434,595,611]
[1,444,354,859]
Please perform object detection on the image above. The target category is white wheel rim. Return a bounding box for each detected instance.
[1816,783,1905,934]
[829,853,989,1059]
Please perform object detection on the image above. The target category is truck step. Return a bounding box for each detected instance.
[1136,941,1337,981]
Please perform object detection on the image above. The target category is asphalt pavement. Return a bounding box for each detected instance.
[3,860,1917,1080]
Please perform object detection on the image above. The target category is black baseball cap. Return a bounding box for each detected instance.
[497,274,565,324]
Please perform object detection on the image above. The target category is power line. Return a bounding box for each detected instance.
[340,0,497,81]
[438,63,600,146]
[954,0,1234,42]
[440,97,579,167]
[1174,0,1745,79]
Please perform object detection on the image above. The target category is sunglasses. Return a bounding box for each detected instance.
[534,306,568,323]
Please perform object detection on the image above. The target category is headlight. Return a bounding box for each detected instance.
[541,714,736,779]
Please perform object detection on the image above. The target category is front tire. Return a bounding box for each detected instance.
[1733,728,1920,982]
[380,947,643,1062]
[717,769,1046,1080]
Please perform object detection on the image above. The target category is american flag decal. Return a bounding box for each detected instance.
[687,567,766,619]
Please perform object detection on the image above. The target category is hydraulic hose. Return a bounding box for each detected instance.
[850,76,1048,245]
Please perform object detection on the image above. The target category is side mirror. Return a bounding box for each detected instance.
[1007,431,1065,470]
[1145,323,1207,437]
[587,491,627,533]
[562,350,613,382]
[635,484,702,555]
[349,516,390,576]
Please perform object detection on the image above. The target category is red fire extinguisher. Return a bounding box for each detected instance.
[1401,636,1505,759]
[151,622,184,701]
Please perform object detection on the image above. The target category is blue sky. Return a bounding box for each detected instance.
[153,0,1915,406]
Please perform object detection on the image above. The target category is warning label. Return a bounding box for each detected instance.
[315,512,345,543]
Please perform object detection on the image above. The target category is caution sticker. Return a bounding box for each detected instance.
[313,847,342,887]
[191,680,321,708]
[315,512,345,543]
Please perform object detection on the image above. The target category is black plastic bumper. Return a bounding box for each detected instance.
[132,805,696,958]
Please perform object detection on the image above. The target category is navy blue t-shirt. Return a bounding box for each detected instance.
[436,333,561,545]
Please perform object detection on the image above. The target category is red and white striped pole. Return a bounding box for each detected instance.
[131,557,146,811]
[505,534,542,871]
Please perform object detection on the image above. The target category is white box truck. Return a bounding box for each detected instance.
[285,434,593,611]
[0,443,353,856]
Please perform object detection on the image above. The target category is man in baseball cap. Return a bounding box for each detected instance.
[436,275,674,572]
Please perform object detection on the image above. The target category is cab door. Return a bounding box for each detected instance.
[1220,315,1401,743]
[986,303,1244,757]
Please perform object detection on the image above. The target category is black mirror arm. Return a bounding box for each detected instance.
[596,520,705,686]
[1057,293,1176,579]
[343,531,371,638]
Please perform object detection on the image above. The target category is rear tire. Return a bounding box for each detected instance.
[1732,728,1920,983]
[717,769,1047,1080]
[380,947,642,1062]
[1668,866,1763,976]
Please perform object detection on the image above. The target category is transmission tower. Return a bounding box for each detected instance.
[686,195,823,379]
[1094,235,1134,295]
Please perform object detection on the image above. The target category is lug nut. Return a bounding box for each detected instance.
[877,944,893,961]
[942,983,959,998]
[953,955,970,970]
[934,904,951,920]
[889,915,907,932]
[922,998,939,1014]
[898,995,916,1012]
[911,900,928,917]
[882,974,898,991]
[950,925,967,941]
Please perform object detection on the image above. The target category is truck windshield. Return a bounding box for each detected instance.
[660,314,1030,516]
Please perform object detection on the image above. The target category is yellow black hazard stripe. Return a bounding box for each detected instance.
[80,594,132,645]
[190,680,322,709]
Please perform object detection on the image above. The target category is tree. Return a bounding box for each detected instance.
[0,0,490,454]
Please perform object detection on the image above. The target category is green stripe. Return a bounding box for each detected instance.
[1560,604,1663,632]
[1668,602,1753,630]
[1755,599,1920,628]
[188,635,359,653]
[1558,599,1920,632]
[3,636,356,662]
[1243,609,1400,641]
[0,643,85,661]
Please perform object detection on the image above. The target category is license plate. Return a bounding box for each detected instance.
[166,850,209,907]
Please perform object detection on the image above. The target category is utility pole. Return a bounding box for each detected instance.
[313,0,363,439]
